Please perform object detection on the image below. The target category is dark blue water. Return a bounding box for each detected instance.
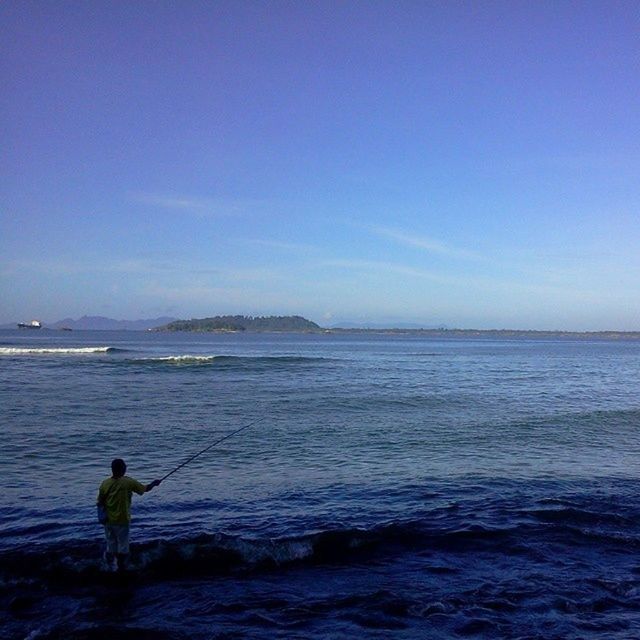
[3,329,640,638]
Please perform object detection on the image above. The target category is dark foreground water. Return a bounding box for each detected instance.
[2,330,640,639]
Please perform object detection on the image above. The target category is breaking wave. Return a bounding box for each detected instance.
[130,355,225,365]
[0,346,123,355]
[128,355,333,367]
[3,506,638,585]
[0,522,437,583]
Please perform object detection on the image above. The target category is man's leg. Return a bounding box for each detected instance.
[103,526,118,571]
[114,525,131,572]
[116,553,128,571]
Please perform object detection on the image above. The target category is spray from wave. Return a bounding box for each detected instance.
[0,346,122,355]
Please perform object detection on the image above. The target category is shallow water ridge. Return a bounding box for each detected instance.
[2,330,640,639]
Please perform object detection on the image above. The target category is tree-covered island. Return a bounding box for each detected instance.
[154,315,321,332]
[153,315,640,339]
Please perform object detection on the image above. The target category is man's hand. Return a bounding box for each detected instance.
[146,479,162,491]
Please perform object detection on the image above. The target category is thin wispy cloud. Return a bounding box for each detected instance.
[143,283,300,311]
[1,257,279,281]
[512,152,640,172]
[193,267,285,282]
[324,258,449,283]
[1,257,175,277]
[240,239,320,253]
[109,260,285,283]
[2,259,86,276]
[132,192,260,217]
[322,257,606,303]
[368,225,480,260]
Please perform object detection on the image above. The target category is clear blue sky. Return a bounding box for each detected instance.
[1,1,639,329]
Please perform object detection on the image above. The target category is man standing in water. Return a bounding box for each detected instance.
[97,458,161,572]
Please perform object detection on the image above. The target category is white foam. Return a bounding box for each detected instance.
[0,346,113,355]
[133,355,219,363]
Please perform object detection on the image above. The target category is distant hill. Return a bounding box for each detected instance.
[49,316,177,330]
[156,315,321,332]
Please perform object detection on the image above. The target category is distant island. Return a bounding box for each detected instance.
[152,316,640,339]
[3,314,640,339]
[155,315,321,332]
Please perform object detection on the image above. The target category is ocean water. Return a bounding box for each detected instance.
[2,329,640,639]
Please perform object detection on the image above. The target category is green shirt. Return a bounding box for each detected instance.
[97,476,146,525]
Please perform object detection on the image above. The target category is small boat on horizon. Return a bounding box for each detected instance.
[17,320,42,329]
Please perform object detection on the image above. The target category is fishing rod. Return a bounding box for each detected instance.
[159,417,266,483]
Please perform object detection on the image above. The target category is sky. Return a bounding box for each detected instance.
[1,1,639,330]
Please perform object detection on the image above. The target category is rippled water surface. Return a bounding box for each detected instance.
[2,329,640,638]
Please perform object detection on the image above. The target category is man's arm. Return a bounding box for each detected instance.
[145,479,161,492]
[96,482,105,505]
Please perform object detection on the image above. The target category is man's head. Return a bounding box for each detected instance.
[111,458,126,478]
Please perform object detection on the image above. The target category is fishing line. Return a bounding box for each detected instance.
[159,417,266,483]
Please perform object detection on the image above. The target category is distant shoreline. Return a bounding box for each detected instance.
[322,328,640,340]
[4,326,640,340]
[150,315,640,338]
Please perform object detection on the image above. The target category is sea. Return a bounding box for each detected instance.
[2,328,640,639]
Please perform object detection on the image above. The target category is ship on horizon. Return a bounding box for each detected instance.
[17,320,42,329]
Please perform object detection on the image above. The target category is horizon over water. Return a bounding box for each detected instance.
[2,329,640,638]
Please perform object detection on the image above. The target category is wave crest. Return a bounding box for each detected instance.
[128,355,331,366]
[0,346,119,355]
[2,511,637,585]
[131,355,223,365]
